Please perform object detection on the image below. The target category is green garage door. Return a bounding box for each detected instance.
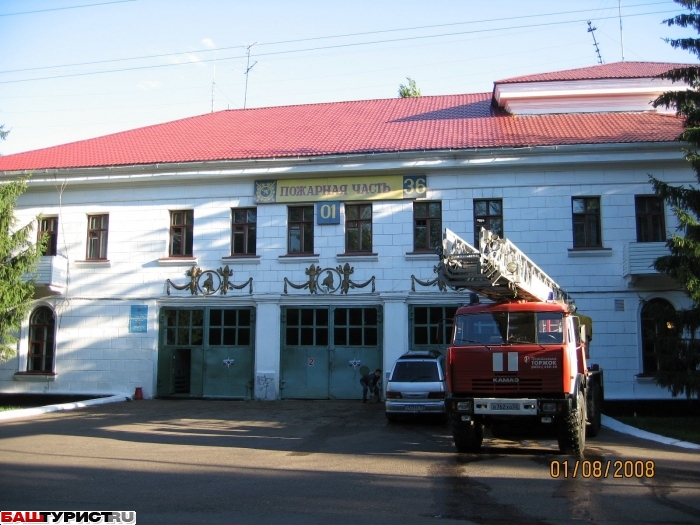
[157,307,255,399]
[280,306,382,399]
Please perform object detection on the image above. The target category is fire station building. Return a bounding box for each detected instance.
[0,62,694,401]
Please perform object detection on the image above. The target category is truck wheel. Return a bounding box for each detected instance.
[452,420,483,453]
[558,391,586,457]
[586,384,602,438]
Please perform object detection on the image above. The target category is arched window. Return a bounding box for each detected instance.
[640,299,675,376]
[27,307,55,373]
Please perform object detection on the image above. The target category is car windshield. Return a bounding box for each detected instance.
[452,311,564,345]
[391,361,440,382]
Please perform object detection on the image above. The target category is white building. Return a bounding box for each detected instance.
[0,62,694,401]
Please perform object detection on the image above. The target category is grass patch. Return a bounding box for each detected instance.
[0,406,20,412]
[616,416,700,445]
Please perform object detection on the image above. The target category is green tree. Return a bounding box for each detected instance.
[648,0,700,398]
[0,177,45,361]
[398,77,421,98]
[0,125,7,141]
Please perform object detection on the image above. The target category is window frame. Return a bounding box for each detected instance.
[38,216,59,256]
[26,306,56,373]
[635,196,666,243]
[86,214,109,260]
[473,199,503,246]
[344,202,373,254]
[412,201,442,253]
[169,210,194,258]
[287,206,314,255]
[572,196,602,248]
[230,207,257,256]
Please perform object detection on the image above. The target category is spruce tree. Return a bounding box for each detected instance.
[648,0,700,398]
[0,177,45,361]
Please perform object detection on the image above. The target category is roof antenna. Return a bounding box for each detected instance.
[618,0,625,62]
[587,21,604,64]
[243,42,258,109]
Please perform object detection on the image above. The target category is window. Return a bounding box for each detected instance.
[572,197,602,248]
[86,214,109,260]
[162,309,204,346]
[635,196,666,242]
[288,206,314,254]
[640,299,676,376]
[209,308,253,346]
[345,203,372,253]
[413,202,442,252]
[169,210,194,257]
[38,217,58,256]
[285,308,328,346]
[231,208,256,255]
[474,199,503,246]
[27,307,55,373]
[411,305,459,348]
[334,307,378,346]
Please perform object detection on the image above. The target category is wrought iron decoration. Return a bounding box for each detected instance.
[167,265,253,295]
[411,247,454,292]
[284,263,375,294]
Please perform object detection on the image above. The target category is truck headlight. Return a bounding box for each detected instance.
[457,401,472,412]
[542,402,557,413]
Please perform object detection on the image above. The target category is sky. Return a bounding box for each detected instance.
[0,0,696,156]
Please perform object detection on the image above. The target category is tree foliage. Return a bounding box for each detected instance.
[648,0,700,398]
[0,177,45,361]
[398,77,422,98]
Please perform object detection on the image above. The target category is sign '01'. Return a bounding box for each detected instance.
[0,511,136,524]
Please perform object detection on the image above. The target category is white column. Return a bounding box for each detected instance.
[380,292,409,383]
[254,297,282,400]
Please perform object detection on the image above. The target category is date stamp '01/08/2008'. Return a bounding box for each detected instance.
[550,460,655,479]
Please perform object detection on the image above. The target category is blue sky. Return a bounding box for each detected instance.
[0,0,695,155]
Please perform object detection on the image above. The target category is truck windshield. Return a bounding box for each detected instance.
[453,311,564,345]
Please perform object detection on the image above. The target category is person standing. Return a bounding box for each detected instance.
[360,369,382,403]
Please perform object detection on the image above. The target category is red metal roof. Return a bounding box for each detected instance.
[0,91,683,172]
[495,61,692,84]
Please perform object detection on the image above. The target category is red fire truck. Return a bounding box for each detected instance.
[438,228,603,457]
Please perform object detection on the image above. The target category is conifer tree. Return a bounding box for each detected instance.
[0,177,45,361]
[648,0,700,398]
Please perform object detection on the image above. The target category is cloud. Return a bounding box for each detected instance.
[138,80,162,90]
[202,38,216,49]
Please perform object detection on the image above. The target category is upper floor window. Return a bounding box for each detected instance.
[231,208,257,256]
[38,217,58,256]
[288,206,314,254]
[170,210,194,257]
[27,306,55,373]
[572,197,601,248]
[474,199,503,246]
[345,203,372,253]
[413,202,442,252]
[635,196,666,242]
[86,214,109,260]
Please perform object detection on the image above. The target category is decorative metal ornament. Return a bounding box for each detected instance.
[284,263,375,294]
[223,358,235,369]
[411,247,457,292]
[349,359,362,369]
[166,265,253,295]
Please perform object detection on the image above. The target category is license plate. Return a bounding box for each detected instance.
[405,405,425,411]
[491,403,519,411]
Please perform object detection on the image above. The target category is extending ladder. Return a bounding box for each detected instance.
[439,228,574,308]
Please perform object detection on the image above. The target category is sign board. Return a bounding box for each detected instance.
[129,305,148,333]
[316,201,340,224]
[255,175,427,203]
[129,319,147,333]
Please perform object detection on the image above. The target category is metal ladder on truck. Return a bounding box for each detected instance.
[438,228,575,308]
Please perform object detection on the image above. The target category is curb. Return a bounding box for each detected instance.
[0,394,130,422]
[602,414,700,450]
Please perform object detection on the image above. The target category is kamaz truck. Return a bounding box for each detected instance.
[438,228,603,456]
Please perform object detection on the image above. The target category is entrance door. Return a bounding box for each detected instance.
[158,307,255,398]
[280,306,382,399]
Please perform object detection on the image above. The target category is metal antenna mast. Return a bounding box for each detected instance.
[243,42,258,110]
[618,0,625,61]
[587,21,604,64]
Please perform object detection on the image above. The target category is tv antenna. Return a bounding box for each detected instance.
[243,42,258,109]
[587,21,604,64]
[618,0,625,61]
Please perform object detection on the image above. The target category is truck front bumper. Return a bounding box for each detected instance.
[446,397,572,417]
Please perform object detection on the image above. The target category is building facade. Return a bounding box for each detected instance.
[0,62,694,401]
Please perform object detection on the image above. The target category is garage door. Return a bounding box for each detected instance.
[280,306,382,399]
